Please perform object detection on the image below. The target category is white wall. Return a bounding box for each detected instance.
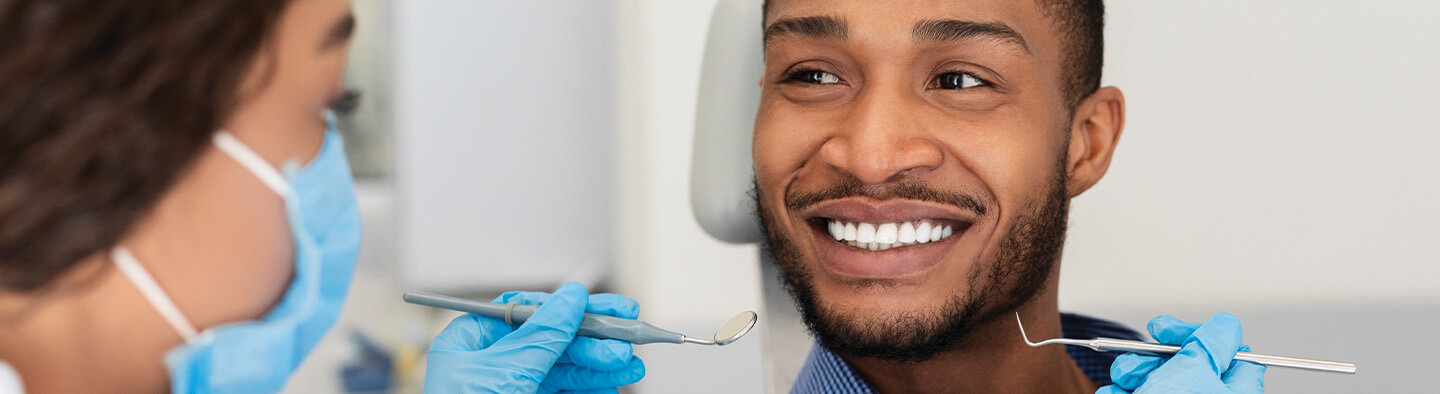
[392,1,619,292]
[1061,0,1440,311]
[1060,2,1440,391]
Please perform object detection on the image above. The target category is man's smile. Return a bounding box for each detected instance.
[798,197,979,279]
[822,219,963,250]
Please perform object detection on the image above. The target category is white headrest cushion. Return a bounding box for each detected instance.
[689,0,765,244]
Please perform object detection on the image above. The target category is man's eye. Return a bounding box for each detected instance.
[787,70,842,85]
[934,72,987,90]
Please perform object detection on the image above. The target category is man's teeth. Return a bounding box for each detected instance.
[826,219,955,251]
[856,222,876,243]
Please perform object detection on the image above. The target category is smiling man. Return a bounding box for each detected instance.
[751,1,1264,393]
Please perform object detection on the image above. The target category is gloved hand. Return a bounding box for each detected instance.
[423,282,646,393]
[1097,313,1265,394]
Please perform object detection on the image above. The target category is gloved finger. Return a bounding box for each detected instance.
[541,357,645,391]
[1108,353,1163,391]
[428,313,515,352]
[1149,313,1245,377]
[494,288,638,370]
[1146,315,1201,345]
[562,390,620,394]
[558,337,634,371]
[584,293,640,319]
[1221,346,1266,394]
[485,282,590,369]
[494,290,551,305]
[496,292,639,319]
[1094,385,1132,394]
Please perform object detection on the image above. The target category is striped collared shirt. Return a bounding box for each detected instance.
[791,313,1143,393]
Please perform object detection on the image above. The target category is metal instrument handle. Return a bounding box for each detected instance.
[402,290,687,345]
[1093,339,1357,374]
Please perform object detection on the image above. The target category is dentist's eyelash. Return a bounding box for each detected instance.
[328,89,363,114]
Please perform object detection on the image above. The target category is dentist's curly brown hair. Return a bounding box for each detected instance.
[0,0,289,292]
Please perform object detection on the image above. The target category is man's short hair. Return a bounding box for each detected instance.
[761,0,1106,109]
[1038,0,1105,109]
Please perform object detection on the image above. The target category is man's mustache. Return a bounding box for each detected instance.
[785,175,989,216]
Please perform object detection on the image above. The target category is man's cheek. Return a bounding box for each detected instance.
[752,142,792,194]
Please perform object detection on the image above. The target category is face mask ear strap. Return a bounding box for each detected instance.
[111,247,200,342]
[213,132,293,197]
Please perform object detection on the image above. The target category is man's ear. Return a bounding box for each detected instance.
[1064,86,1126,197]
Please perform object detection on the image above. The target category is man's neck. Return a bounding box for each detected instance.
[839,299,1098,394]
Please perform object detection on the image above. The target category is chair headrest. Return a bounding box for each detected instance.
[689,0,765,244]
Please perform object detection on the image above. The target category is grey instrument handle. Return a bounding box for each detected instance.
[403,290,687,345]
[1093,339,1358,374]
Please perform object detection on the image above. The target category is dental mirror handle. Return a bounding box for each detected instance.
[1092,339,1358,374]
[403,290,688,345]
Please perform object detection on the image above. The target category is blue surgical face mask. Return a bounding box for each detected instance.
[112,118,362,393]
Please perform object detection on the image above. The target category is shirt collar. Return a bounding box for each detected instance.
[789,313,1139,393]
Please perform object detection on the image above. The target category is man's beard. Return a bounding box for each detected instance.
[754,163,1070,363]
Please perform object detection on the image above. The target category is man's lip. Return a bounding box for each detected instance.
[799,198,981,225]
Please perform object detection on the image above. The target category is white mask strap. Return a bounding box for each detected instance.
[111,247,199,342]
[213,132,292,197]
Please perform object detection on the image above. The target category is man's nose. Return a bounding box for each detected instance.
[818,86,943,185]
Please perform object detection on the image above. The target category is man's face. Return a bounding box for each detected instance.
[754,0,1082,361]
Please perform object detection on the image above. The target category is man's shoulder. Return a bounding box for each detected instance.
[1059,312,1145,387]
[792,341,874,394]
[1060,312,1144,341]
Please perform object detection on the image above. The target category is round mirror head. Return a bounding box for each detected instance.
[712,311,758,346]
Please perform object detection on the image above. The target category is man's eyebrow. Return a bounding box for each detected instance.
[764,16,848,47]
[912,19,1031,54]
[320,12,356,51]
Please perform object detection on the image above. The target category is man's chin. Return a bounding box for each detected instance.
[761,217,996,362]
[757,146,1075,364]
[805,293,980,363]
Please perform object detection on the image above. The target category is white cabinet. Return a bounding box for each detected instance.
[393,1,617,292]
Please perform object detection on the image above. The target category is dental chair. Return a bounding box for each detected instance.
[690,0,810,392]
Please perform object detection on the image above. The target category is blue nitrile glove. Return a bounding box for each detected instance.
[1097,313,1265,394]
[423,282,647,393]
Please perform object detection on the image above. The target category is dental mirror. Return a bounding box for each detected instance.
[710,310,758,346]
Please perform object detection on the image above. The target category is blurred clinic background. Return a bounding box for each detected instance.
[291,1,1439,393]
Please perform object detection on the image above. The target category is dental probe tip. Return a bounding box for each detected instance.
[1016,312,1041,347]
[1016,312,1089,348]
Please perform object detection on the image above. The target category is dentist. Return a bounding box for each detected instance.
[0,1,643,393]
